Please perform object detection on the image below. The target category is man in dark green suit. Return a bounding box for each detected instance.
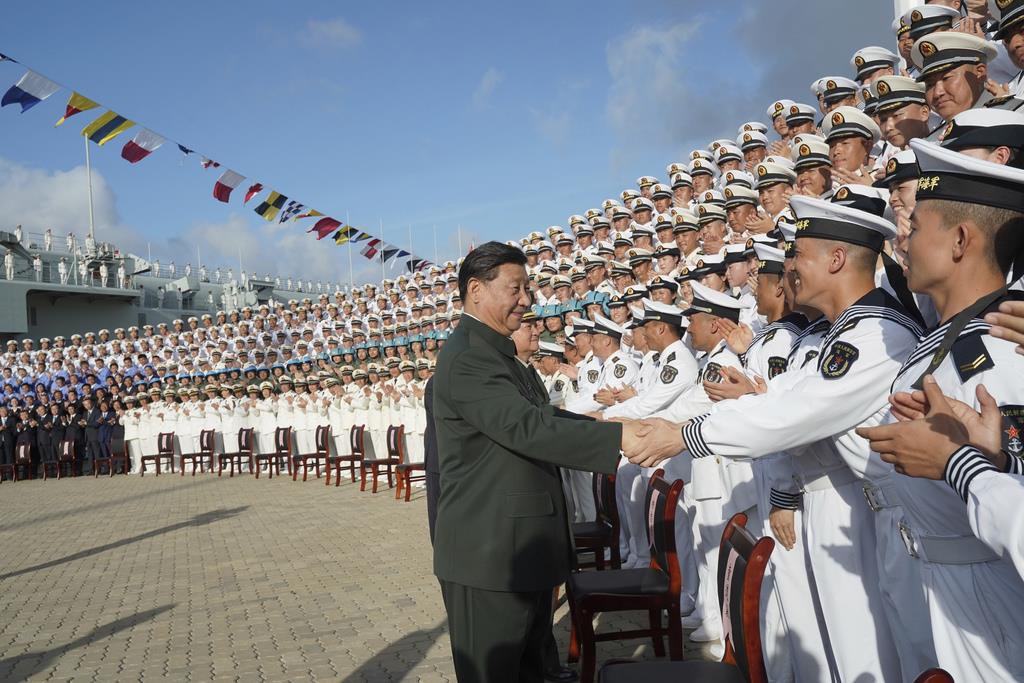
[432,242,643,682]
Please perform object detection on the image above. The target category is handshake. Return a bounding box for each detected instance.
[615,417,687,468]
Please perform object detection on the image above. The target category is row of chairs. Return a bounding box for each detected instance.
[0,440,130,481]
[565,470,955,683]
[136,424,427,499]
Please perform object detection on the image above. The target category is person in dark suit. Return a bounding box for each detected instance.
[432,242,644,683]
[63,403,84,474]
[34,404,54,474]
[14,408,35,479]
[82,395,102,474]
[0,405,15,475]
[48,403,66,470]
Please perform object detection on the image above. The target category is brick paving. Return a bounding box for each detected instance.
[0,472,711,682]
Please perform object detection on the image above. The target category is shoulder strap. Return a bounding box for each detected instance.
[911,286,1007,390]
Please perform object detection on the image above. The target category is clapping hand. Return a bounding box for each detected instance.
[986,300,1024,355]
[744,213,775,235]
[704,366,763,402]
[594,387,617,406]
[716,319,754,355]
[832,165,876,187]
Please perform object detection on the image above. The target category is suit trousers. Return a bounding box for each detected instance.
[439,579,553,683]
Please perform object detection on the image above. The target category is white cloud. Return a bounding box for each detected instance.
[472,67,503,109]
[306,17,362,50]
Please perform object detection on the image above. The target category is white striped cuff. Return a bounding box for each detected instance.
[683,413,714,459]
[770,488,801,510]
[944,445,999,504]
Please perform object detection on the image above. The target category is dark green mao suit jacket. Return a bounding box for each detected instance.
[432,314,622,593]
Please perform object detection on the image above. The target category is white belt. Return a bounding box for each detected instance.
[898,522,999,565]
[862,480,900,512]
[796,466,859,493]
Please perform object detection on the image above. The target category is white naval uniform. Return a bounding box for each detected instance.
[122,407,142,473]
[327,391,347,459]
[606,340,699,578]
[293,391,313,455]
[255,396,277,456]
[879,299,1024,682]
[683,289,922,682]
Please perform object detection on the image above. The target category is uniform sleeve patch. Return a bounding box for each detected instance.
[703,362,723,384]
[1001,404,1024,457]
[767,356,788,379]
[821,341,859,379]
[587,369,599,383]
[554,380,564,392]
[613,364,627,379]
[660,365,679,384]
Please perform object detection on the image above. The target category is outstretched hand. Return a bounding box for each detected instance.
[622,417,685,468]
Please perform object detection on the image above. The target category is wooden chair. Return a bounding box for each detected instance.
[567,471,684,683]
[141,432,176,476]
[181,429,216,476]
[14,442,33,481]
[914,669,954,683]
[109,438,129,475]
[293,425,331,481]
[573,472,621,571]
[41,453,60,480]
[327,424,366,486]
[596,512,776,683]
[218,428,254,477]
[92,442,113,477]
[56,440,77,479]
[360,425,403,493]
[254,426,292,479]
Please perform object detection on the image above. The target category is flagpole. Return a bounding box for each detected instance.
[196,244,201,275]
[407,224,413,274]
[346,210,354,291]
[84,136,96,243]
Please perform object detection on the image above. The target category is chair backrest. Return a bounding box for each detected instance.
[274,426,292,455]
[238,428,254,452]
[59,439,75,459]
[913,669,954,683]
[315,425,331,453]
[199,429,215,453]
[717,512,775,683]
[157,432,175,455]
[109,438,126,456]
[15,442,31,462]
[592,472,619,532]
[386,424,405,462]
[643,470,683,595]
[349,424,365,456]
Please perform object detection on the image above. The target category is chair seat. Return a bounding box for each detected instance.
[395,462,424,471]
[572,521,612,539]
[363,458,398,466]
[569,567,669,598]
[599,660,745,683]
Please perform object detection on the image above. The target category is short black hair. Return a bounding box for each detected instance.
[457,241,527,300]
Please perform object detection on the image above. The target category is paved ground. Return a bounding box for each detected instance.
[0,471,710,682]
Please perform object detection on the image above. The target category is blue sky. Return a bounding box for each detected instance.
[0,1,893,284]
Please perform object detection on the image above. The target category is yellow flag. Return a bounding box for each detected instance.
[55,92,99,126]
[81,111,135,146]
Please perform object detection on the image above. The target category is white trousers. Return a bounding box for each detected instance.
[127,439,144,474]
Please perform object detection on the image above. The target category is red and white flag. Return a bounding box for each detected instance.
[201,156,220,169]
[243,183,263,204]
[360,239,382,259]
[120,129,165,164]
[213,169,245,203]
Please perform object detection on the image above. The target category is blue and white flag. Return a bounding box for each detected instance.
[1,70,60,112]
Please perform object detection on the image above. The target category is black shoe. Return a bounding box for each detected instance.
[544,665,579,682]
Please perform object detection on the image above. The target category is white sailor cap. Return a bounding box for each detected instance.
[790,195,896,253]
[683,281,743,321]
[670,172,693,189]
[851,46,900,82]
[611,204,633,220]
[641,299,685,327]
[715,144,744,165]
[871,76,927,114]
[591,314,626,340]
[904,5,960,41]
[688,158,721,178]
[672,210,701,233]
[722,169,755,189]
[753,243,786,275]
[937,108,1024,151]
[699,189,725,206]
[631,197,656,212]
[785,102,818,127]
[636,175,659,189]
[821,106,881,143]
[791,134,832,170]
[690,149,715,162]
[651,183,672,200]
[696,203,728,225]
[653,212,674,231]
[536,341,565,358]
[627,248,654,266]
[830,185,893,221]
[621,189,641,204]
[755,161,798,189]
[768,99,795,119]
[817,76,860,106]
[911,33,997,81]
[723,185,760,209]
[738,121,769,135]
[572,318,596,333]
[723,242,751,264]
[666,162,689,177]
[876,149,920,188]
[910,137,1024,212]
[568,214,587,228]
[737,130,769,152]
[994,0,1024,39]
[708,138,734,152]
